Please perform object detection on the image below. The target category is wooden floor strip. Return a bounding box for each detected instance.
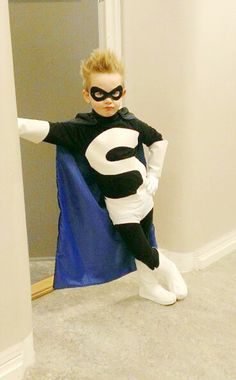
[31,275,54,300]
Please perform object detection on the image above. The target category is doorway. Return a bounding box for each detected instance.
[9,0,121,297]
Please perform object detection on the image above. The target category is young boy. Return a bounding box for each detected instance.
[18,50,187,305]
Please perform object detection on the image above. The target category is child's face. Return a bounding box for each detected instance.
[83,72,126,117]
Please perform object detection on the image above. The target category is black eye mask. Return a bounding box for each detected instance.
[90,85,123,102]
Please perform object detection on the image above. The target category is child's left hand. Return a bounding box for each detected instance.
[145,174,159,195]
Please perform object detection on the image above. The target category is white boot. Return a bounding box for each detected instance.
[155,251,188,300]
[135,259,176,306]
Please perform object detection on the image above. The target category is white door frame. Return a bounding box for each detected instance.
[98,0,122,57]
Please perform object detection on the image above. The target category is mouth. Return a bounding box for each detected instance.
[104,106,114,111]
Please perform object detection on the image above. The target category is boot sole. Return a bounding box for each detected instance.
[139,288,177,306]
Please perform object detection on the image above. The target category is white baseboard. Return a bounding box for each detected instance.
[0,332,35,380]
[29,256,55,262]
[161,229,236,273]
[29,232,236,273]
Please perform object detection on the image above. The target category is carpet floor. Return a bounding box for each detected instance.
[29,259,55,284]
[25,252,236,380]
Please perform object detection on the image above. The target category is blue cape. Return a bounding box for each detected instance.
[53,145,157,289]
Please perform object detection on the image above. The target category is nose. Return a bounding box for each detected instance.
[104,97,113,104]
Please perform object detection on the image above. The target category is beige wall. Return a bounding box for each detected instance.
[122,0,236,253]
[0,0,33,366]
[8,0,236,260]
[9,0,98,258]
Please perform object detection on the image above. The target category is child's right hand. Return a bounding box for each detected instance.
[17,118,49,143]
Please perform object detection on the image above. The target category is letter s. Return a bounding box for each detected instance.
[85,128,146,180]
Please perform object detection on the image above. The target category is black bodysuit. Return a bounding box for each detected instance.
[44,107,162,269]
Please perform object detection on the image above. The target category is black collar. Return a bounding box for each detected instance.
[92,109,121,123]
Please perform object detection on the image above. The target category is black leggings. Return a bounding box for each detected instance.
[115,209,159,270]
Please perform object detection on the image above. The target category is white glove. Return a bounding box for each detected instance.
[145,139,168,195]
[18,118,49,143]
[145,174,159,195]
[147,139,168,178]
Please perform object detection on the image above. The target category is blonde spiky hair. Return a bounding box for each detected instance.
[80,49,125,90]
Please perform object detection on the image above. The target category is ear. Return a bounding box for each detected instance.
[83,89,90,104]
[122,88,127,98]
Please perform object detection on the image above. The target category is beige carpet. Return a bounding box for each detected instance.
[24,253,236,380]
[29,259,55,284]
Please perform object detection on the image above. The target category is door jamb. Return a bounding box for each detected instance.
[98,0,122,57]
